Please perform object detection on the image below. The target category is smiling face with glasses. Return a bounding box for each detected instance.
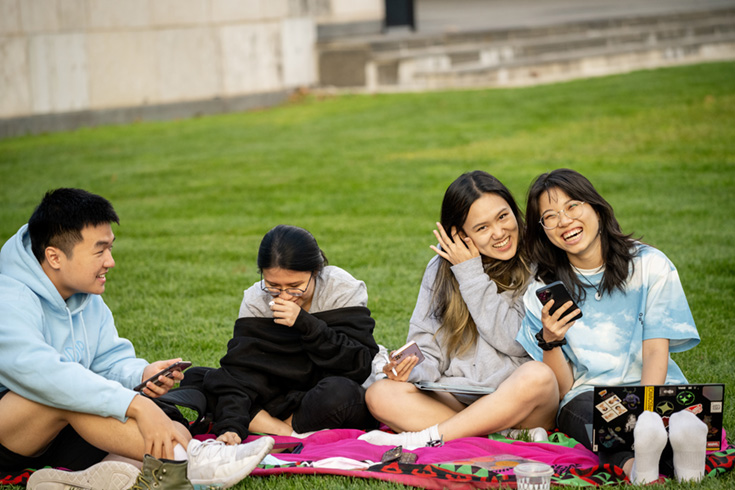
[539,200,586,230]
[261,268,315,307]
[538,189,603,269]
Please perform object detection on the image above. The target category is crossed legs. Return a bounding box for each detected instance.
[362,361,559,445]
[0,391,190,465]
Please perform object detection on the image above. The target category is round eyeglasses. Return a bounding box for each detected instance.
[261,273,314,297]
[539,201,586,229]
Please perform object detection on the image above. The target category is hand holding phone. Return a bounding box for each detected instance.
[390,340,425,366]
[134,361,192,392]
[535,281,582,321]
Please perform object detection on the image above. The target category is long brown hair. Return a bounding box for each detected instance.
[525,169,638,302]
[431,171,530,357]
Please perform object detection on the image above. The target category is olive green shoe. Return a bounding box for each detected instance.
[128,455,194,490]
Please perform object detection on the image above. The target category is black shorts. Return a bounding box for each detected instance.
[0,390,107,472]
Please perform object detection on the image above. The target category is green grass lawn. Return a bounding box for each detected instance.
[1,61,734,489]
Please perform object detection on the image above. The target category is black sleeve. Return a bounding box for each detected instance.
[293,306,379,384]
[203,366,255,439]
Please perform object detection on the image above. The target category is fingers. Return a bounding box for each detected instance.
[382,360,399,379]
[161,438,174,461]
[560,308,581,325]
[143,368,182,397]
[433,224,465,250]
[396,356,418,380]
[541,300,577,341]
[464,235,479,255]
[270,298,299,327]
[432,223,476,265]
[148,437,163,460]
[540,298,555,317]
[434,222,452,246]
[142,382,165,398]
[429,244,451,262]
[216,432,241,446]
[384,355,419,382]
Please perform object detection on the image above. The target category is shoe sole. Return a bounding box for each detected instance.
[189,436,275,489]
[27,461,139,490]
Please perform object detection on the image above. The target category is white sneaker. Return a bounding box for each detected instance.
[27,460,139,490]
[187,437,274,488]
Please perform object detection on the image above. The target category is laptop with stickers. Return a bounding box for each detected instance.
[591,383,725,452]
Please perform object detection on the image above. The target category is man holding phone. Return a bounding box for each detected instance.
[0,189,272,489]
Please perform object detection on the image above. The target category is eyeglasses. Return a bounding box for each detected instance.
[539,201,586,229]
[261,273,313,297]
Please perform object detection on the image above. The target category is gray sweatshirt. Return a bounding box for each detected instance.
[407,255,530,402]
[238,265,368,318]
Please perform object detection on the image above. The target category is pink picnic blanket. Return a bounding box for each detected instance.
[239,429,734,488]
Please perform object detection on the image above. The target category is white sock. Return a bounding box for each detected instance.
[358,424,441,450]
[669,410,708,482]
[631,411,667,484]
[174,443,189,461]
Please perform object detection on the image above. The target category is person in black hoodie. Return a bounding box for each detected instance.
[185,225,379,444]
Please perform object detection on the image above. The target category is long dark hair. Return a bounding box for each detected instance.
[257,225,328,273]
[525,168,638,302]
[432,171,530,356]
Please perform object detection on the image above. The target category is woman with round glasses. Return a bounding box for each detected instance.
[358,171,559,449]
[186,225,379,444]
[517,168,703,483]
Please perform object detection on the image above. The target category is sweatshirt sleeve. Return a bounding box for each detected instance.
[87,301,149,388]
[292,307,379,383]
[0,290,138,422]
[238,282,271,318]
[451,257,527,357]
[406,257,447,383]
[516,284,546,361]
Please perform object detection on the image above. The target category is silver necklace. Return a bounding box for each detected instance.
[572,265,604,301]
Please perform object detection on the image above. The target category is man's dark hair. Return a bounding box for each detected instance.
[28,188,119,263]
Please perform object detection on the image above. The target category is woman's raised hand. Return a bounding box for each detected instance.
[430,222,479,265]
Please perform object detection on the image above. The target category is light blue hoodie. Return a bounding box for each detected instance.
[0,224,148,421]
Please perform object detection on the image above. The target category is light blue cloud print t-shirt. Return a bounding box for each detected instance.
[517,243,700,409]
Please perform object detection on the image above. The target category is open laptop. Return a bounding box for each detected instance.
[592,384,725,452]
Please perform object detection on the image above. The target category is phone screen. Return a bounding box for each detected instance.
[535,281,582,321]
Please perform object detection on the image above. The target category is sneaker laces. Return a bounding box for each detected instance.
[190,439,230,460]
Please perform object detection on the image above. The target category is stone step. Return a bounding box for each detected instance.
[415,37,735,89]
[317,7,735,90]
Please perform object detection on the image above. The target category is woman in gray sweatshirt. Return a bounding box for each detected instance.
[359,171,559,449]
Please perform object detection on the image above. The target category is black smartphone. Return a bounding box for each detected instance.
[535,281,582,321]
[133,361,192,392]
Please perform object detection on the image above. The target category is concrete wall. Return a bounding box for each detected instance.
[0,0,383,133]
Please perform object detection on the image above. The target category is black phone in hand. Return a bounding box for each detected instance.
[535,281,582,321]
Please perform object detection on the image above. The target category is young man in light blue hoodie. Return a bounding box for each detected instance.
[0,188,273,489]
